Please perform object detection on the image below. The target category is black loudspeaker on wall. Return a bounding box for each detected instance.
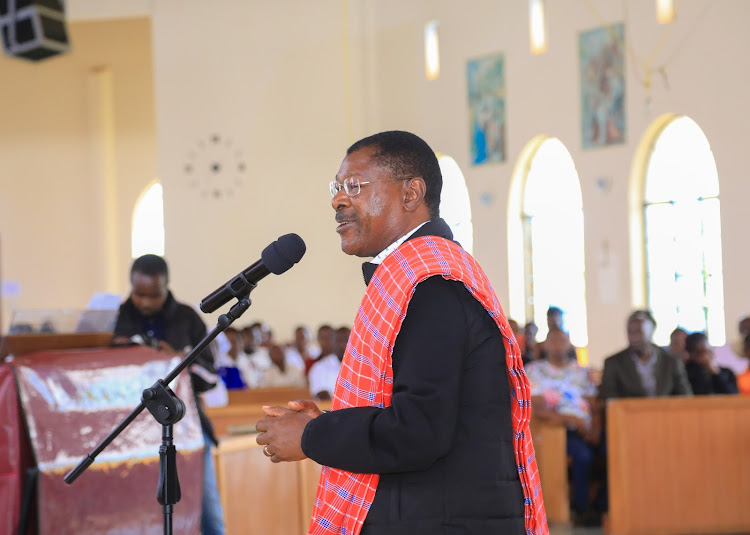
[0,0,70,61]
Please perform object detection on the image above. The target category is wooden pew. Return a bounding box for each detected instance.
[213,435,314,535]
[225,386,312,406]
[208,387,326,534]
[530,418,570,525]
[209,390,570,531]
[607,395,750,535]
[214,431,567,534]
[206,386,312,435]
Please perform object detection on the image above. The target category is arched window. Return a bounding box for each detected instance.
[438,154,473,254]
[509,137,588,349]
[641,116,725,345]
[131,181,165,258]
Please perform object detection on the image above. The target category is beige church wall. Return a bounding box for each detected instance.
[359,0,750,366]
[150,0,373,340]
[0,17,156,333]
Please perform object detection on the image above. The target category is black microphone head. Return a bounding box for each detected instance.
[261,233,306,275]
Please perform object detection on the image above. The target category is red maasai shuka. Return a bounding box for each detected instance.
[308,235,548,535]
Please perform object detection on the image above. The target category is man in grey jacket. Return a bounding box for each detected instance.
[600,310,692,400]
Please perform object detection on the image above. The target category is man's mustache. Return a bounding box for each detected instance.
[335,211,357,224]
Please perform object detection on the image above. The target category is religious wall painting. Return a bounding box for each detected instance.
[467,53,506,165]
[579,23,626,148]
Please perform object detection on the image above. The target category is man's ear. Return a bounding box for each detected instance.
[403,177,427,212]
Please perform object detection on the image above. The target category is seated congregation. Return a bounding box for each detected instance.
[503,307,750,526]
[212,322,351,401]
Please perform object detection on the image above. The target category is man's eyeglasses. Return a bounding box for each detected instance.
[329,177,372,198]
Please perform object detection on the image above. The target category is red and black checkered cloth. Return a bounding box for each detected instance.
[309,235,548,535]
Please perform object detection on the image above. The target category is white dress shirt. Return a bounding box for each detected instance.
[308,353,341,398]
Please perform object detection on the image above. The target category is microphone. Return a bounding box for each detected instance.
[199,233,306,313]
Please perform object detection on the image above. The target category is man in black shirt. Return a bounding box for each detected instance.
[684,331,738,395]
[113,254,224,535]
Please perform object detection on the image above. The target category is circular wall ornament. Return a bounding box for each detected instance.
[182,133,247,199]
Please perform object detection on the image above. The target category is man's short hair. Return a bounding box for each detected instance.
[347,130,443,219]
[685,331,708,354]
[628,309,656,327]
[131,254,168,281]
[547,306,563,317]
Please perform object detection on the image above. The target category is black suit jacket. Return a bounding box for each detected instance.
[302,219,525,535]
[599,344,692,400]
[685,361,738,395]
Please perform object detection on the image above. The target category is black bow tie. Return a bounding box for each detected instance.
[362,262,378,285]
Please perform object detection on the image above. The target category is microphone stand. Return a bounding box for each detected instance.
[64,293,254,535]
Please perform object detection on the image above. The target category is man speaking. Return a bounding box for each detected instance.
[255,131,548,535]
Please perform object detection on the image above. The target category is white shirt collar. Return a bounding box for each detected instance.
[370,221,430,265]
